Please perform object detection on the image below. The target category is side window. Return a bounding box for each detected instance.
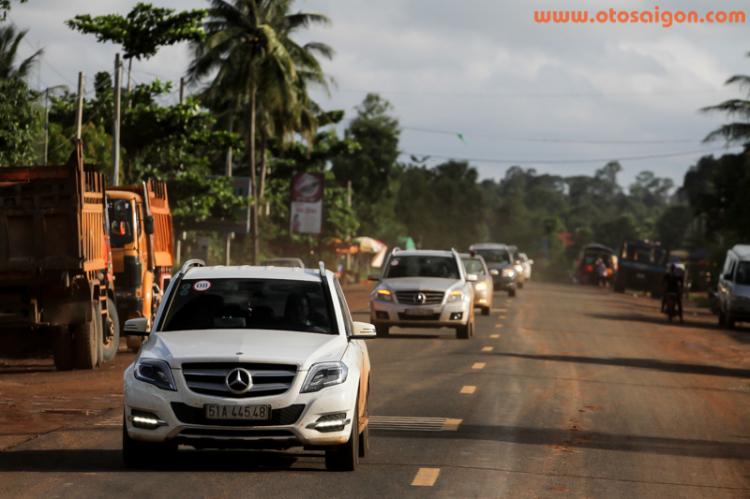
[333,278,354,336]
[723,256,735,280]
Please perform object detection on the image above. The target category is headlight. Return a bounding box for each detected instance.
[135,359,177,391]
[374,289,393,302]
[475,282,488,291]
[447,290,464,302]
[502,269,515,277]
[301,362,348,393]
[515,265,524,273]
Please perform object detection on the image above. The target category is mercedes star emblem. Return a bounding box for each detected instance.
[225,368,253,394]
[415,292,426,304]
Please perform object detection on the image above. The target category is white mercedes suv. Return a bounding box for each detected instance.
[122,260,375,471]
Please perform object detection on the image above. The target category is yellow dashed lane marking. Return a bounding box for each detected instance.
[490,334,500,338]
[497,308,508,312]
[442,418,462,431]
[495,324,503,328]
[472,362,485,369]
[461,386,477,394]
[482,346,494,352]
[412,468,441,486]
[498,315,507,319]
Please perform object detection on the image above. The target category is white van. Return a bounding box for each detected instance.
[717,245,750,328]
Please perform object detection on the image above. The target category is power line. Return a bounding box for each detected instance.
[7,14,76,87]
[337,87,723,99]
[398,146,738,166]
[400,125,701,145]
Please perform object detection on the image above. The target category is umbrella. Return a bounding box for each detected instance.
[354,236,387,254]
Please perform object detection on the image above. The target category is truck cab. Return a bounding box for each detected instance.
[106,182,173,350]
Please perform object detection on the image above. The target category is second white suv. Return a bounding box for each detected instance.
[122,261,375,471]
[369,249,476,339]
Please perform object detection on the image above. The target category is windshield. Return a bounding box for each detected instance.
[384,255,460,279]
[107,198,135,248]
[475,249,510,264]
[161,279,334,334]
[462,258,485,275]
[736,262,750,285]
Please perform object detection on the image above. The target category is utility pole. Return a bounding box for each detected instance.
[75,72,84,140]
[224,106,233,266]
[112,54,122,186]
[43,88,49,165]
[179,77,185,104]
[346,180,352,278]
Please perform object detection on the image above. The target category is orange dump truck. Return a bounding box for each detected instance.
[0,140,119,370]
[106,181,173,349]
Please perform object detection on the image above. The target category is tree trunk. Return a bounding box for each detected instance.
[259,130,268,203]
[248,87,259,265]
[226,112,233,177]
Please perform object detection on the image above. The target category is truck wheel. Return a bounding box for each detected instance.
[456,318,473,339]
[481,306,490,316]
[508,289,516,297]
[74,302,100,370]
[101,298,120,363]
[52,326,74,371]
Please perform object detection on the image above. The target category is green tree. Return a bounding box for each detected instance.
[0,24,42,79]
[66,3,207,96]
[701,52,750,146]
[655,205,692,249]
[188,0,332,264]
[0,0,26,18]
[0,78,38,165]
[331,93,401,240]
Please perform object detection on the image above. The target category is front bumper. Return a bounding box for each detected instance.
[123,363,359,449]
[369,296,472,328]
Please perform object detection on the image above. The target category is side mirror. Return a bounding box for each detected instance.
[466,274,478,282]
[724,273,734,281]
[529,260,534,265]
[490,269,499,276]
[367,273,380,281]
[144,215,155,235]
[351,321,377,338]
[124,317,151,336]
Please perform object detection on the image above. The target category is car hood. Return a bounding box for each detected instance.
[381,277,462,292]
[142,329,347,371]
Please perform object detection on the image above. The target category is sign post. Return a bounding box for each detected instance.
[290,172,324,234]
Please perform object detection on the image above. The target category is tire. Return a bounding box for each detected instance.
[456,315,474,339]
[481,307,490,316]
[359,395,370,458]
[727,314,736,329]
[508,289,516,297]
[375,324,389,337]
[52,326,74,371]
[325,402,359,471]
[101,298,120,363]
[122,417,176,469]
[518,281,524,289]
[74,301,101,370]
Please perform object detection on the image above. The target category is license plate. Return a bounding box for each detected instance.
[205,405,271,421]
[405,307,435,316]
[636,273,646,279]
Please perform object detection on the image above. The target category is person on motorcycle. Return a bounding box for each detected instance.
[661,263,684,322]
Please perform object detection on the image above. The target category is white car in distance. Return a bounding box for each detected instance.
[122,260,375,471]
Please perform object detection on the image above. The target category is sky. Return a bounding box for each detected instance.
[8,0,750,189]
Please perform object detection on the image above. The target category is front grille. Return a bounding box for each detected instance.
[395,291,444,305]
[178,429,295,438]
[171,403,305,427]
[397,313,441,321]
[181,362,297,399]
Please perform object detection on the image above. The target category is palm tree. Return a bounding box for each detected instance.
[0,24,43,80]
[187,0,332,264]
[702,55,750,146]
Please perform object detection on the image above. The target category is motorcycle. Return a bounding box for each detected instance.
[664,292,680,323]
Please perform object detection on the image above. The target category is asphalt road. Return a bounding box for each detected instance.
[1,282,750,498]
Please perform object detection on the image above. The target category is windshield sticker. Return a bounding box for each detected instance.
[193,280,212,292]
[390,260,399,266]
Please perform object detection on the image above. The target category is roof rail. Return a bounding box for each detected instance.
[180,259,205,275]
[319,261,326,277]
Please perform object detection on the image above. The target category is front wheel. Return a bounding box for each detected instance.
[325,403,359,471]
[74,301,101,369]
[122,417,176,469]
[52,326,74,371]
[359,395,370,458]
[481,307,490,316]
[518,281,524,289]
[508,289,516,297]
[456,316,474,339]
[101,298,120,363]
